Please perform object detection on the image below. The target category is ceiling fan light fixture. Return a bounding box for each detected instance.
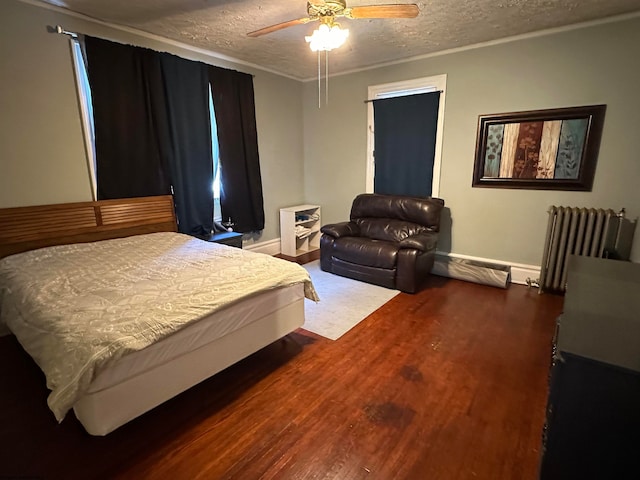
[305,22,349,52]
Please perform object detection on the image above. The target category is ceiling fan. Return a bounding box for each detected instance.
[247,0,420,38]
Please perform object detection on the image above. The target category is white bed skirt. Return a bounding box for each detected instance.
[73,283,305,436]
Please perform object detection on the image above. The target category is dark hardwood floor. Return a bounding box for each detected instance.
[274,249,320,264]
[0,256,563,480]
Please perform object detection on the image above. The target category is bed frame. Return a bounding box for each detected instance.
[0,195,177,259]
[0,195,305,435]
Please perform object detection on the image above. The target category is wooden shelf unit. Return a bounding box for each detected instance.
[279,204,321,257]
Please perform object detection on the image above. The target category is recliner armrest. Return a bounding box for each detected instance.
[398,232,438,252]
[321,221,360,238]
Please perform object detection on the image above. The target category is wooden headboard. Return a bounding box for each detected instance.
[0,195,177,259]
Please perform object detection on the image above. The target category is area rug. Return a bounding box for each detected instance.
[302,260,400,340]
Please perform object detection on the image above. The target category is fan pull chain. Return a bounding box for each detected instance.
[317,50,321,109]
[325,50,329,106]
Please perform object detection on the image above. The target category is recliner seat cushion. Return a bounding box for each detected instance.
[332,237,398,269]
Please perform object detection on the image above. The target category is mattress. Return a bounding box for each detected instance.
[74,283,305,435]
[86,282,303,393]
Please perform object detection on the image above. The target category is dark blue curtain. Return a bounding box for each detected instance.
[85,37,214,235]
[209,66,265,233]
[85,37,171,200]
[373,91,441,197]
[158,53,213,236]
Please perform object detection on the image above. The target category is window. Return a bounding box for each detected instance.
[208,88,222,222]
[71,40,222,221]
[366,75,447,196]
[70,39,97,200]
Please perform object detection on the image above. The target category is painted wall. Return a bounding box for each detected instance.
[3,1,639,261]
[0,0,305,244]
[303,16,640,266]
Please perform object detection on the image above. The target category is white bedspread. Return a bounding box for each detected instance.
[0,232,318,422]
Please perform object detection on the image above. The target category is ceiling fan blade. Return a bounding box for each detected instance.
[348,4,419,19]
[247,17,314,37]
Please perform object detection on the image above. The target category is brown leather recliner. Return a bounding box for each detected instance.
[320,193,445,293]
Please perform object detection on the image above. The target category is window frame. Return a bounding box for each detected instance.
[366,74,447,196]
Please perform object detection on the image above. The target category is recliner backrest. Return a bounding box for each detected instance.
[350,194,444,242]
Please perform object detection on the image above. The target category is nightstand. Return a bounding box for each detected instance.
[207,231,243,248]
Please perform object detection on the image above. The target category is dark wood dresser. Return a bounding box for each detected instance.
[540,256,640,479]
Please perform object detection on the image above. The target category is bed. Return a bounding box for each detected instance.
[0,195,318,436]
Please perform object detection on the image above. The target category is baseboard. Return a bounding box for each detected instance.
[510,265,541,286]
[247,242,541,286]
[245,237,281,256]
[435,251,540,286]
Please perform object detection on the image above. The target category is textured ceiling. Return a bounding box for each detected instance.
[40,0,640,80]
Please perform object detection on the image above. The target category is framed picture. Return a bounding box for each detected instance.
[472,104,606,190]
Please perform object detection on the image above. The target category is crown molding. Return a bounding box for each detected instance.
[16,1,640,86]
[303,10,640,82]
[18,0,300,81]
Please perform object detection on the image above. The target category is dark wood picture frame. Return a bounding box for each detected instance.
[472,104,606,191]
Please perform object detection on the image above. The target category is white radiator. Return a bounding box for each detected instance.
[539,206,636,293]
